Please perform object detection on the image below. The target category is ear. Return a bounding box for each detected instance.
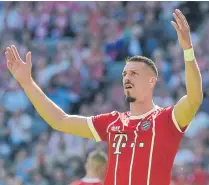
[150,77,157,87]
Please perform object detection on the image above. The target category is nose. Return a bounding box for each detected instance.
[123,73,130,81]
[123,72,132,85]
[124,78,131,85]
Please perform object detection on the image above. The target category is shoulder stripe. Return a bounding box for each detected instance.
[172,107,190,133]
[87,117,101,142]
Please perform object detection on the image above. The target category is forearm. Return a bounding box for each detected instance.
[184,53,203,106]
[21,79,93,138]
[171,9,203,105]
[174,49,203,127]
[22,79,66,128]
[5,45,92,138]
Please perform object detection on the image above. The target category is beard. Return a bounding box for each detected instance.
[126,96,136,103]
[125,90,136,103]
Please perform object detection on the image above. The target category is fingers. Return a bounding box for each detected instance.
[5,51,12,70]
[173,12,183,29]
[5,47,16,62]
[11,45,21,60]
[176,9,189,28]
[171,21,180,32]
[173,9,189,30]
[6,60,13,71]
[26,51,32,66]
[5,46,32,69]
[5,50,14,71]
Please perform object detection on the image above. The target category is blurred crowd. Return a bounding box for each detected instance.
[0,1,209,185]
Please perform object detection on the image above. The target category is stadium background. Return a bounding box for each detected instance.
[0,1,209,185]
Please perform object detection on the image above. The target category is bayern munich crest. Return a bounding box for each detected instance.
[141,121,151,131]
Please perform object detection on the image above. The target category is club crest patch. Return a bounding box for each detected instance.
[141,121,151,131]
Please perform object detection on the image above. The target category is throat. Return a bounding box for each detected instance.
[129,102,156,118]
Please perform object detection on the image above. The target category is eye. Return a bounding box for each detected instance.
[131,71,137,76]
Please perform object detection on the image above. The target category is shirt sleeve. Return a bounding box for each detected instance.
[87,112,116,142]
[163,106,190,137]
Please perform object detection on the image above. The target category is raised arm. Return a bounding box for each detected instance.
[5,45,94,139]
[171,9,203,128]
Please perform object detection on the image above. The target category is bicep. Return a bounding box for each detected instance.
[174,95,199,128]
[54,114,94,139]
[55,112,114,142]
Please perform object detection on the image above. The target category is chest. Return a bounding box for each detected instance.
[108,115,155,137]
[107,115,167,155]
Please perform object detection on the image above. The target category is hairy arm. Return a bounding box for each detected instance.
[171,9,203,128]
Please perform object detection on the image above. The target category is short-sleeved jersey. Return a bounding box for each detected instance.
[87,105,189,185]
[70,177,102,185]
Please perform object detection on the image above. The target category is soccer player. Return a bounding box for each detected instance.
[70,151,107,185]
[5,9,202,185]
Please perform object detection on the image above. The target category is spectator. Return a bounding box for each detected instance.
[70,151,107,185]
[0,2,208,184]
[127,24,143,57]
[3,80,30,113]
[7,109,33,147]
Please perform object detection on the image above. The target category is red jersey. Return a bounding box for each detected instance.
[70,177,102,185]
[87,105,189,185]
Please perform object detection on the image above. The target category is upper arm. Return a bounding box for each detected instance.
[174,95,201,128]
[161,106,188,139]
[53,114,94,139]
[52,112,116,141]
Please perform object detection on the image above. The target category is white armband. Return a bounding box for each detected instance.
[184,48,195,61]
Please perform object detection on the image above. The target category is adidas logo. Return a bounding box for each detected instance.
[111,126,120,131]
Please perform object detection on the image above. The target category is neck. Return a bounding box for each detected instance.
[129,99,155,116]
[85,171,100,180]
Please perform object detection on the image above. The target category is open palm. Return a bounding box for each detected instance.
[171,9,192,50]
[5,45,32,86]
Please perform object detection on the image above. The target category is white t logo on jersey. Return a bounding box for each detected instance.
[112,134,128,154]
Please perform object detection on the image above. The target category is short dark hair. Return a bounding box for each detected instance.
[126,56,158,77]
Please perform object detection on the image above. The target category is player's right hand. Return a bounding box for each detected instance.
[5,45,32,87]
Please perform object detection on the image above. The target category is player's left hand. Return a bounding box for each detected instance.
[171,9,192,50]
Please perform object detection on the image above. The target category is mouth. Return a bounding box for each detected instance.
[124,83,133,89]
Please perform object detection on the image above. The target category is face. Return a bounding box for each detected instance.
[122,62,157,103]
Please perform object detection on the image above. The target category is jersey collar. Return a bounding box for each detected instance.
[82,177,101,183]
[129,105,159,120]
